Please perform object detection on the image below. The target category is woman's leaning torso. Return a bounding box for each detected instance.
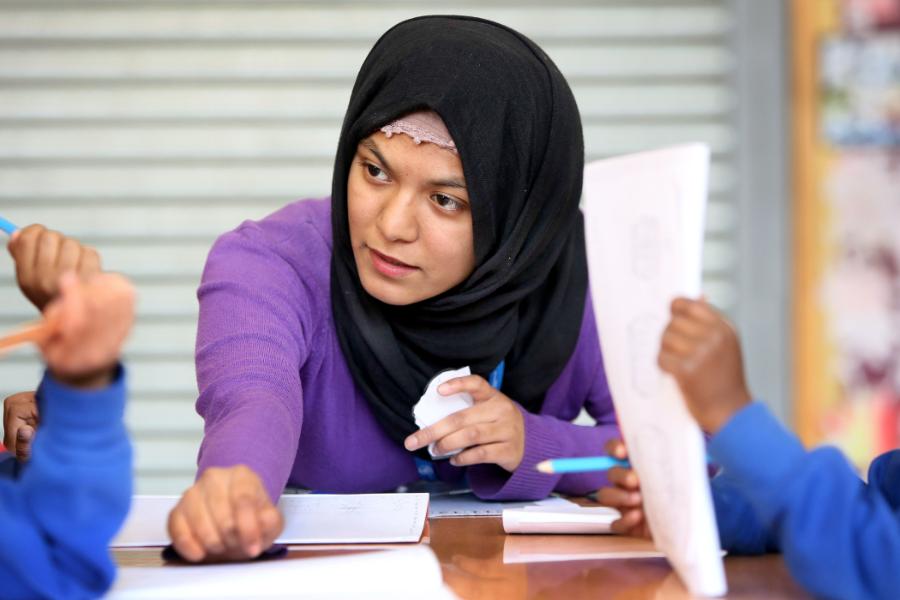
[196,198,605,494]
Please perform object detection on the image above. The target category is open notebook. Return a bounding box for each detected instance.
[112,493,429,547]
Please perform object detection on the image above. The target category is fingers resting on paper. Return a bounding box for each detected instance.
[168,465,284,563]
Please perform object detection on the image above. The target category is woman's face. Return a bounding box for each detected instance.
[347,132,475,306]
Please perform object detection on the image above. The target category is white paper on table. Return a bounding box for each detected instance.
[502,504,621,534]
[107,546,456,599]
[111,493,429,547]
[503,533,665,564]
[582,144,727,597]
[429,492,573,518]
[412,366,474,459]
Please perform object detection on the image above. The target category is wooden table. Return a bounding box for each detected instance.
[114,517,810,599]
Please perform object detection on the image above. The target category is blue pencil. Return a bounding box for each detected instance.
[535,456,630,474]
[0,216,19,235]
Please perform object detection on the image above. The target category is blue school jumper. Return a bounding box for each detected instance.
[709,402,900,600]
[0,368,132,599]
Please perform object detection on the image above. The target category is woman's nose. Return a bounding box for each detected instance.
[376,191,418,243]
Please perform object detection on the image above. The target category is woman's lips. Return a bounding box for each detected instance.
[368,247,418,278]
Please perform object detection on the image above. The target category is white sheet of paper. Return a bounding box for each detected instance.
[428,492,573,518]
[502,504,621,534]
[112,493,429,547]
[412,366,473,459]
[582,144,727,597]
[107,546,456,599]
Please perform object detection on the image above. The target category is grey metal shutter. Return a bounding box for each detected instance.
[0,1,743,493]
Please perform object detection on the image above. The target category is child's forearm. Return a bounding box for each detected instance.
[710,403,900,600]
[49,364,116,390]
[0,368,132,599]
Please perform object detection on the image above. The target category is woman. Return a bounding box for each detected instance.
[168,15,619,562]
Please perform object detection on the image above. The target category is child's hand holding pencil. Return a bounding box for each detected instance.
[7,223,103,312]
[592,439,652,539]
[2,217,134,463]
[533,439,652,539]
[0,272,135,387]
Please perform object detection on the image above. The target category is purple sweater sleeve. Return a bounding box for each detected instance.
[469,296,620,501]
[555,368,620,495]
[195,221,314,501]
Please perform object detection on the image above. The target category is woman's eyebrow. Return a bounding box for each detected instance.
[362,138,465,189]
[360,139,392,172]
[428,177,467,189]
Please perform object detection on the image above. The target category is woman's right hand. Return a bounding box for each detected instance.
[167,465,284,562]
[594,438,652,540]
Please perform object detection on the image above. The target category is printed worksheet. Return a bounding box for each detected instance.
[582,144,727,597]
[277,493,428,543]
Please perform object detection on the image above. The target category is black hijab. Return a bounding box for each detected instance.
[330,15,588,446]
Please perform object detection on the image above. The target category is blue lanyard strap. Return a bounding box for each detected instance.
[488,360,505,390]
[414,456,438,481]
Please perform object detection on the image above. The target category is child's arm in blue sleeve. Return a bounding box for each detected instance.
[868,449,900,511]
[710,470,779,555]
[709,402,900,600]
[0,368,132,600]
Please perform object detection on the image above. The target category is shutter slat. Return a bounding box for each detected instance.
[0,83,731,121]
[0,5,730,41]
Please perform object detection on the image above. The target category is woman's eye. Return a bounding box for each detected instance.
[431,193,464,212]
[365,163,389,182]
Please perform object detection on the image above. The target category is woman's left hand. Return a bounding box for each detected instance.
[404,375,525,472]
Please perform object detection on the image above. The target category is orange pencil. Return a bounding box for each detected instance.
[0,320,53,354]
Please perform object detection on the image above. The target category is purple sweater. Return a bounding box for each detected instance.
[195,198,619,502]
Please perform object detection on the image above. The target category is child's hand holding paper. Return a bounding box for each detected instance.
[657,297,752,433]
